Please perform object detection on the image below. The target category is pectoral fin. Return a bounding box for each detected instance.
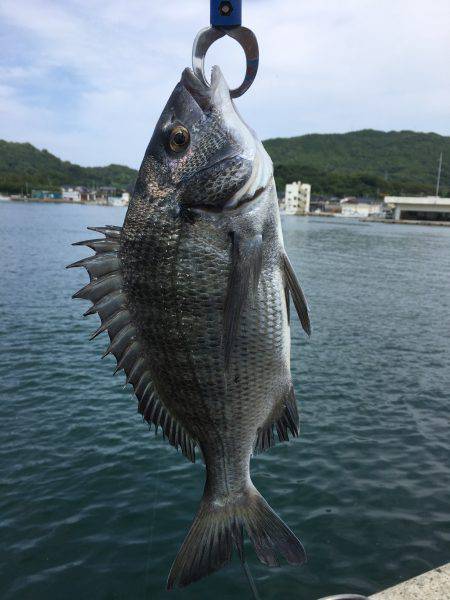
[283,252,311,336]
[223,232,263,371]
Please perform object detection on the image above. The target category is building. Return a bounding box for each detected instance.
[284,181,311,215]
[31,190,62,199]
[384,196,450,222]
[340,197,384,218]
[62,186,84,202]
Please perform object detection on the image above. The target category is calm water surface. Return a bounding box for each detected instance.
[0,202,449,600]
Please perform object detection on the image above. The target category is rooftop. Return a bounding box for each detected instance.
[384,196,450,206]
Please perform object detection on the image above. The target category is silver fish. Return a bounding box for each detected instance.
[69,66,311,589]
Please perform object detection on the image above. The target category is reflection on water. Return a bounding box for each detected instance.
[0,203,449,599]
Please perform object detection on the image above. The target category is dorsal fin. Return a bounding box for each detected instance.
[223,232,263,371]
[283,252,311,336]
[68,226,197,462]
[254,385,299,453]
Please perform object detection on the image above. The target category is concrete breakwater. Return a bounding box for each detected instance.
[369,563,450,599]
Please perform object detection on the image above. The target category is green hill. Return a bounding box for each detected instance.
[1,130,449,197]
[0,140,138,194]
[263,129,450,198]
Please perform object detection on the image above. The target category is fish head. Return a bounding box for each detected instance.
[135,66,272,211]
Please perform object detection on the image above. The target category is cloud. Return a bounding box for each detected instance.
[0,0,449,167]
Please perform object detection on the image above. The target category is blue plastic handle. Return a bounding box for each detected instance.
[210,0,242,27]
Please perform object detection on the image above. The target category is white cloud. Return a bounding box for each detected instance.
[0,0,449,167]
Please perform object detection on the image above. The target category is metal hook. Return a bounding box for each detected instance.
[192,25,259,99]
[317,595,369,600]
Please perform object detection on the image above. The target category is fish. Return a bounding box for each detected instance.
[69,65,311,589]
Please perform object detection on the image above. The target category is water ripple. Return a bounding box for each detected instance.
[0,205,449,599]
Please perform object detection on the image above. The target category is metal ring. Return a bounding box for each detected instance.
[192,26,259,98]
[317,595,369,600]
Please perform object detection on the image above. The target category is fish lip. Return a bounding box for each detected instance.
[181,66,226,110]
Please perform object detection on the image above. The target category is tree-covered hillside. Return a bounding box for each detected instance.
[0,141,138,194]
[1,130,449,198]
[263,129,449,197]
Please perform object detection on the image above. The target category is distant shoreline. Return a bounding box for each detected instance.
[4,196,126,207]
[3,198,450,226]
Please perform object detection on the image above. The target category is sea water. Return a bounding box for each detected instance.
[1,202,449,599]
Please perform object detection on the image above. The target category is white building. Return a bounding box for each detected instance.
[62,186,82,202]
[284,181,311,215]
[340,197,384,218]
[384,196,450,222]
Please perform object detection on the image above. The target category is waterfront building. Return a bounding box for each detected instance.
[62,186,84,202]
[384,196,450,222]
[284,181,311,215]
[340,197,384,218]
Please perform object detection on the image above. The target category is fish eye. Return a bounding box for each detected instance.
[169,125,190,153]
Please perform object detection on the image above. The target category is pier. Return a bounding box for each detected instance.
[384,196,450,222]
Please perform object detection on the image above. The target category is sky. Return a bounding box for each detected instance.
[0,0,449,168]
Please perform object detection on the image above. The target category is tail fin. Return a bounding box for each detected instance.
[167,486,306,589]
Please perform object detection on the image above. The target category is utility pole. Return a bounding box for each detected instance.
[435,152,443,197]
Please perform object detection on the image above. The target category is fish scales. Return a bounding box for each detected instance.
[121,192,286,446]
[70,65,311,589]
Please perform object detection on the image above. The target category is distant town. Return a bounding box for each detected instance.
[1,181,450,225]
[280,181,450,224]
[0,186,130,207]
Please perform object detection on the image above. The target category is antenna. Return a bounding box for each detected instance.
[435,152,443,197]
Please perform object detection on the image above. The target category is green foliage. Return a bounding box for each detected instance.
[264,129,450,198]
[1,130,449,198]
[0,140,138,194]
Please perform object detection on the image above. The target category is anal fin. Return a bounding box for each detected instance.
[255,386,299,453]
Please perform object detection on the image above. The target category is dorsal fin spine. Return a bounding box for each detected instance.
[71,225,198,463]
[114,341,138,374]
[126,356,145,385]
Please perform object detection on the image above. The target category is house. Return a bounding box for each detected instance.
[340,197,384,218]
[31,190,62,199]
[61,186,85,202]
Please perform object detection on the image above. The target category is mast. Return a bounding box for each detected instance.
[435,152,443,197]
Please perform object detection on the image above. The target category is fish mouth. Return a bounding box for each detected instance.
[181,66,226,111]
